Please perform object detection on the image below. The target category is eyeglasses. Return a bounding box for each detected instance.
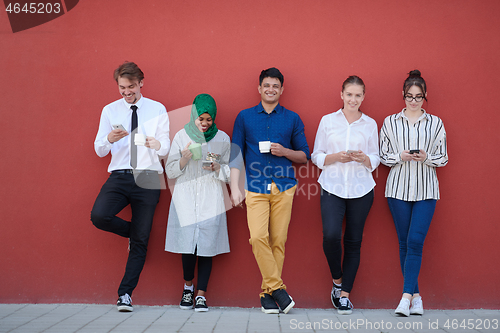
[404,95,424,102]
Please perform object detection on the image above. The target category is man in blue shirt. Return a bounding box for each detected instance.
[230,68,310,314]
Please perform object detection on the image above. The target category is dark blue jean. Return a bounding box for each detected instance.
[387,198,436,295]
[320,189,374,293]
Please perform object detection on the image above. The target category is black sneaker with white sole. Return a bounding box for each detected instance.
[194,296,208,312]
[260,293,279,314]
[180,289,194,310]
[271,289,295,314]
[117,293,133,312]
[331,284,341,308]
[337,297,353,315]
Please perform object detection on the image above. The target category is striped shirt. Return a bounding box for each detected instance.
[379,109,448,201]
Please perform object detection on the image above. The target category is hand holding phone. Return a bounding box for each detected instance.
[109,124,128,143]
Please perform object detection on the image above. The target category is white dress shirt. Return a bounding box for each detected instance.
[94,96,170,173]
[380,109,448,201]
[311,109,380,199]
[164,129,231,256]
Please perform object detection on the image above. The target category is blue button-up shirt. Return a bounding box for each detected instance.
[231,102,310,194]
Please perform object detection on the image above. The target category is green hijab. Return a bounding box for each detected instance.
[184,94,218,143]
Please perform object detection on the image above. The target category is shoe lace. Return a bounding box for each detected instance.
[120,293,132,304]
[182,291,193,303]
[339,297,353,309]
[412,297,422,308]
[332,286,341,299]
[196,297,206,306]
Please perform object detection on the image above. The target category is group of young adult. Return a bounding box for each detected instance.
[90,62,448,316]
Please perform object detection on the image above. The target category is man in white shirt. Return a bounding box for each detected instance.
[91,62,170,312]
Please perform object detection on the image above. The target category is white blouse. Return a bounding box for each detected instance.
[164,129,231,257]
[312,109,380,199]
[380,109,448,201]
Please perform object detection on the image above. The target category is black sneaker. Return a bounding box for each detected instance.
[180,289,194,310]
[331,284,341,309]
[271,289,295,314]
[117,293,133,312]
[260,293,279,314]
[337,297,353,315]
[194,296,208,312]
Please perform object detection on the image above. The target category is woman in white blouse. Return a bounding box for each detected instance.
[380,70,448,317]
[312,76,380,315]
[165,94,231,312]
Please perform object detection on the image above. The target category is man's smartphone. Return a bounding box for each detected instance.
[409,149,420,154]
[346,150,358,154]
[202,160,212,167]
[112,124,126,131]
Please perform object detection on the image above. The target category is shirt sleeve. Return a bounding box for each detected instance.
[423,119,448,167]
[229,112,245,170]
[291,114,310,159]
[213,135,231,183]
[364,121,381,172]
[165,132,184,179]
[311,117,327,169]
[379,116,403,167]
[153,107,171,157]
[94,106,113,158]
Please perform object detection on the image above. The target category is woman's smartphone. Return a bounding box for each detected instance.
[409,149,420,154]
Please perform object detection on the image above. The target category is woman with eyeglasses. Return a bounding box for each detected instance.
[380,70,448,316]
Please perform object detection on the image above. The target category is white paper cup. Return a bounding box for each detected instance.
[134,133,146,146]
[259,141,271,153]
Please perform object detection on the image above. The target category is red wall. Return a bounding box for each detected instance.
[1,0,499,309]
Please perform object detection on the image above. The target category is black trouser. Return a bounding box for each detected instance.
[182,248,212,292]
[320,189,374,293]
[91,171,161,296]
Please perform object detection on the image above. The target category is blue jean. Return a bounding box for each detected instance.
[387,198,436,295]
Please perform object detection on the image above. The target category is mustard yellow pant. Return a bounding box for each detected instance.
[245,183,297,297]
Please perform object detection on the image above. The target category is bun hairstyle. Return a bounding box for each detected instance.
[403,69,427,101]
[342,75,365,93]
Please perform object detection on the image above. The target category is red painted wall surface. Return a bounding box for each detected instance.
[1,0,499,309]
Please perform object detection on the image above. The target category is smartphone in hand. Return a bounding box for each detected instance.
[112,124,126,131]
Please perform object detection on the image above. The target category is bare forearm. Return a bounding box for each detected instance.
[283,148,308,164]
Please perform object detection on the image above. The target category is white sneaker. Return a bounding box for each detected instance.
[410,296,424,315]
[395,297,410,316]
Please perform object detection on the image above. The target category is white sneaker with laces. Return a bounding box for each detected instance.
[395,297,410,316]
[410,296,424,315]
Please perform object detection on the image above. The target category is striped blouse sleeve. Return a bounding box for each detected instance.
[423,117,448,167]
[379,115,402,167]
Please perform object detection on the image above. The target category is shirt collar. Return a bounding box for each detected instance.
[396,108,430,122]
[335,108,369,124]
[122,94,144,110]
[257,102,282,114]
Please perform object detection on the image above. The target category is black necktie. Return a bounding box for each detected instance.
[130,105,138,169]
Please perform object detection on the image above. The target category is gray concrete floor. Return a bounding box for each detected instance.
[0,304,498,333]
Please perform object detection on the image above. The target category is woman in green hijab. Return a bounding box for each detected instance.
[165,94,232,312]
